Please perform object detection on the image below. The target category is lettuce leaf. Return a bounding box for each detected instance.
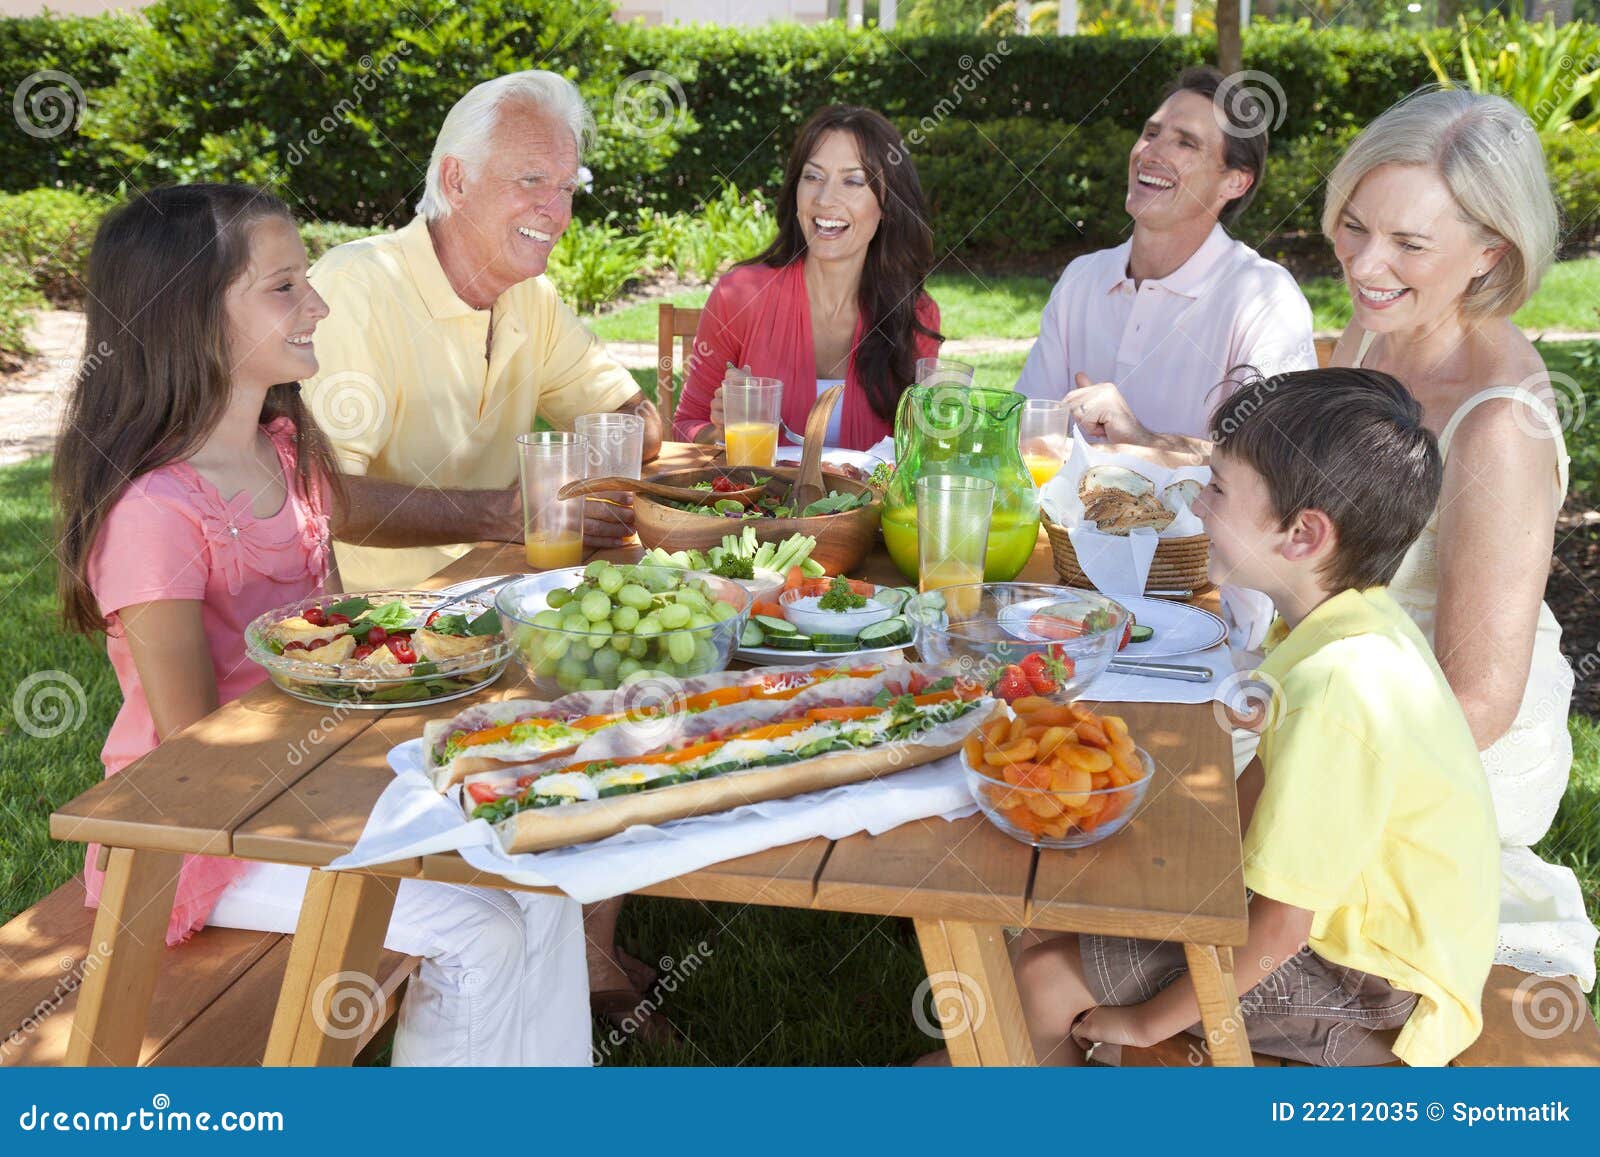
[359,600,416,630]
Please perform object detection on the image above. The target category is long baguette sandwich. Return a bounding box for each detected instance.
[423,663,921,791]
[454,666,1001,854]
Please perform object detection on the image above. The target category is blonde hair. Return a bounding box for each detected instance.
[419,71,594,221]
[1321,88,1558,320]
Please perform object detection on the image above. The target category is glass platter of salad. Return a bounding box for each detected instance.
[244,590,512,708]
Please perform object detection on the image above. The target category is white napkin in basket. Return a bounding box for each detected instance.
[1041,432,1209,596]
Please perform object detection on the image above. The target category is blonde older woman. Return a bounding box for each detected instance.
[1323,89,1594,988]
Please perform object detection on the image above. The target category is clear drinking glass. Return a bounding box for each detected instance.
[577,412,645,480]
[1019,398,1071,488]
[724,376,782,467]
[517,431,588,571]
[916,474,995,618]
[915,357,976,387]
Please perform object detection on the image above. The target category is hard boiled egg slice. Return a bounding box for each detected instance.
[592,766,662,793]
[529,771,600,803]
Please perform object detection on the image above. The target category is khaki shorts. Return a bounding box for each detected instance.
[1079,934,1417,1067]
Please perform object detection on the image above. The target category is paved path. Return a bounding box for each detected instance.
[1,311,84,466]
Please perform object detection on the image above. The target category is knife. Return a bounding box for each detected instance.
[1107,659,1214,682]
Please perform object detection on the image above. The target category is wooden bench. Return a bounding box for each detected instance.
[1453,966,1600,1066]
[1119,964,1600,1067]
[0,877,419,1067]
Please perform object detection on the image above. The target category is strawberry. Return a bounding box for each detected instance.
[385,634,418,664]
[1019,653,1057,695]
[1047,644,1077,680]
[994,665,1032,703]
[1118,613,1137,652]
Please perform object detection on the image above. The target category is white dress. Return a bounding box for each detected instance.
[1360,331,1596,987]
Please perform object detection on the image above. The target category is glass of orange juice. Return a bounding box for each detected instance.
[1019,398,1071,488]
[916,474,994,620]
[724,377,782,468]
[517,431,587,571]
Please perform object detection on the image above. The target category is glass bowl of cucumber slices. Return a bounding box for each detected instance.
[737,582,931,662]
[497,562,750,695]
[913,583,1130,703]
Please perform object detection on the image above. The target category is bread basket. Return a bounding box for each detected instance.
[1042,513,1212,598]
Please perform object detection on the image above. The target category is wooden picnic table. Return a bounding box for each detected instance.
[50,443,1250,1068]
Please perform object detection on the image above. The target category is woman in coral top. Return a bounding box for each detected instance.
[673,105,943,451]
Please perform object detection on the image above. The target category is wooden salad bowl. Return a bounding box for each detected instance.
[634,464,883,576]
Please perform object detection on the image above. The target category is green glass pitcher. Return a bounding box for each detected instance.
[881,383,1041,582]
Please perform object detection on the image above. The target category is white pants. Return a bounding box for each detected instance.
[208,861,591,1066]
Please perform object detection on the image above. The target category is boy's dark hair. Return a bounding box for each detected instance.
[1160,66,1267,226]
[1208,367,1442,592]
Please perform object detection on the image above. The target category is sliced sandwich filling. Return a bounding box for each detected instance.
[429,664,886,768]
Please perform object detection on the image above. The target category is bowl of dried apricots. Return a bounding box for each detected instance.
[961,695,1153,848]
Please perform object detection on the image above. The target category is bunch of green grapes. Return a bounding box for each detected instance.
[519,561,741,691]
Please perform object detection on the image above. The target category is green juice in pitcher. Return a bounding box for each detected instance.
[881,381,1042,583]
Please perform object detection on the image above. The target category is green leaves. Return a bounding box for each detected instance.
[1426,14,1600,135]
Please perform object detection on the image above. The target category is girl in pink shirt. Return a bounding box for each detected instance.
[53,185,343,945]
[51,184,589,1066]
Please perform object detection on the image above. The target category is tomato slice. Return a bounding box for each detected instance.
[466,782,503,804]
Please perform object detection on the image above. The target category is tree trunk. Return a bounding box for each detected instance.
[1216,0,1242,75]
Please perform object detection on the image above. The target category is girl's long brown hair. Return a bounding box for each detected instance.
[54,184,343,634]
[747,105,941,423]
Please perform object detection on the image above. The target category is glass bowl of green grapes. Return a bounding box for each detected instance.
[496,562,752,696]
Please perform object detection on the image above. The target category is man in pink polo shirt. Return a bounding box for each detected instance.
[1016,67,1316,454]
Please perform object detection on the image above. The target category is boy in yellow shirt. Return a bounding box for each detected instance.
[1016,367,1499,1066]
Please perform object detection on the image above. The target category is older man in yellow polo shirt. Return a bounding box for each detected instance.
[305,69,661,592]
[303,70,669,1041]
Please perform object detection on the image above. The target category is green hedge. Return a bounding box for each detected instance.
[7,3,1599,264]
[620,20,1454,215]
[33,0,681,225]
[0,13,130,190]
[902,118,1569,257]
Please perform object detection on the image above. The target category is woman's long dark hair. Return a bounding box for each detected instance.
[53,184,343,634]
[747,105,941,423]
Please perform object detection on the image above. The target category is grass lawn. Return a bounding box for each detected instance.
[587,258,1600,343]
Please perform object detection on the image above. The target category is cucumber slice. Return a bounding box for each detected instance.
[1129,624,1154,644]
[812,639,857,653]
[858,618,909,649]
[809,633,858,646]
[871,587,908,610]
[764,633,814,651]
[740,621,765,648]
[754,614,796,636]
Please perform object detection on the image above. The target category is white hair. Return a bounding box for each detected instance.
[418,70,595,221]
[1321,88,1559,320]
